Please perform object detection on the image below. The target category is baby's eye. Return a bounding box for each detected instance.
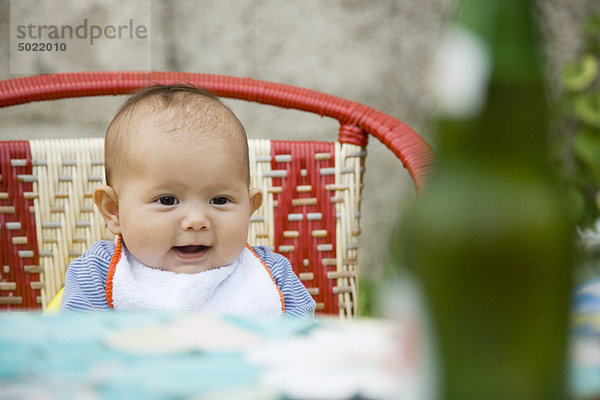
[210,197,229,205]
[156,196,179,206]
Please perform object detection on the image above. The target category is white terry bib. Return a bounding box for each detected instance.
[109,244,284,316]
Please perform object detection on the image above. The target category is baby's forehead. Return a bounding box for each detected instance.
[130,97,242,135]
[123,101,248,161]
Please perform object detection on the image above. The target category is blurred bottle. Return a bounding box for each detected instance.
[401,0,575,399]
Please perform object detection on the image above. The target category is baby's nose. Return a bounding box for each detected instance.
[181,210,210,231]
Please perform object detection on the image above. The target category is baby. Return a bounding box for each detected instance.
[61,84,316,317]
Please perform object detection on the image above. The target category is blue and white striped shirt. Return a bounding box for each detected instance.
[61,241,315,317]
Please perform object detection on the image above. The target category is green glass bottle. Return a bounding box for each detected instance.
[401,1,575,398]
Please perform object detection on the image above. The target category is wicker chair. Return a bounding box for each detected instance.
[0,72,434,317]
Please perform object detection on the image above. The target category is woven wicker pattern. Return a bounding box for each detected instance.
[248,139,274,248]
[0,141,41,309]
[29,139,111,308]
[249,140,363,317]
[333,142,364,317]
[271,141,336,313]
[248,139,362,316]
[269,141,337,314]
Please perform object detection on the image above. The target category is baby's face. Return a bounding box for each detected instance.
[113,129,260,274]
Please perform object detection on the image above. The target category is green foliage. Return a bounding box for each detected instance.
[563,54,598,92]
[557,16,600,228]
[356,275,378,317]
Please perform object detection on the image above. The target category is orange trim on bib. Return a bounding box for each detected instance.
[246,244,285,315]
[105,236,123,309]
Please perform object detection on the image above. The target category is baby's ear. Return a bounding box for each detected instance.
[248,188,263,215]
[93,185,121,235]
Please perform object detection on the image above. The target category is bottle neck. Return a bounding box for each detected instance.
[439,0,548,169]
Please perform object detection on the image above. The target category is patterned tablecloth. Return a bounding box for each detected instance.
[2,303,597,400]
[0,312,428,400]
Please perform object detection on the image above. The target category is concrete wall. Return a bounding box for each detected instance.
[0,0,597,279]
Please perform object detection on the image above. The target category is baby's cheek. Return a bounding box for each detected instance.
[123,231,161,264]
[227,231,250,261]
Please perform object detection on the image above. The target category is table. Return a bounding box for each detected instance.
[0,312,430,399]
[2,308,598,399]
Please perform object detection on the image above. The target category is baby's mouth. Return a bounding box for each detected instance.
[173,245,209,257]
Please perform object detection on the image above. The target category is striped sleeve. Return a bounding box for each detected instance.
[60,241,115,311]
[252,246,316,318]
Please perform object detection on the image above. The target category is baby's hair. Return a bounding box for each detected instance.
[115,84,222,112]
[104,84,249,188]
